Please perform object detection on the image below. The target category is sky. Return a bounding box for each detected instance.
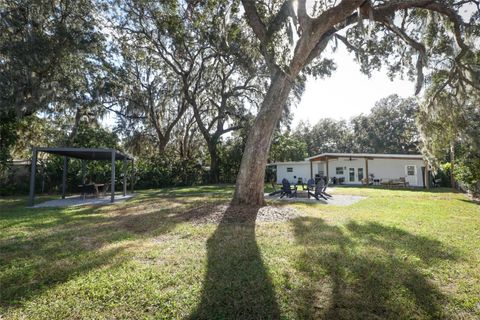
[102,45,417,131]
[291,45,416,127]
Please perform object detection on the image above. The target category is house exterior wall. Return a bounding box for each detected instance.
[275,157,425,186]
[275,163,311,184]
[368,158,425,186]
[325,158,366,185]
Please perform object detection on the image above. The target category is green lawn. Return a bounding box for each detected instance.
[1,186,479,319]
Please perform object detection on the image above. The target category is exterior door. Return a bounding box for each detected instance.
[405,165,417,186]
[358,168,364,182]
[349,168,355,182]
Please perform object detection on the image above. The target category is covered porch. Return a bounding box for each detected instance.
[307,153,430,188]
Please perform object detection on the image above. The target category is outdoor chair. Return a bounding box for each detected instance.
[380,179,392,188]
[399,177,409,187]
[308,180,329,200]
[361,177,373,185]
[280,178,297,198]
[304,178,315,191]
[102,179,119,196]
[297,177,304,189]
[268,180,282,196]
[433,178,442,187]
[322,181,332,198]
[79,184,96,199]
[102,183,110,196]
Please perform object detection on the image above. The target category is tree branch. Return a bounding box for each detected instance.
[240,0,267,43]
[381,18,426,95]
[335,34,359,52]
[297,0,310,28]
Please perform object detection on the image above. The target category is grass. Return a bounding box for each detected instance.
[1,186,479,319]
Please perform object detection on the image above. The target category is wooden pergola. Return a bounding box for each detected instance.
[28,147,134,206]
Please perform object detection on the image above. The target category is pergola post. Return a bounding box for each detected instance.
[81,160,86,185]
[111,150,116,202]
[28,148,38,206]
[61,156,68,199]
[131,158,134,193]
[123,159,127,196]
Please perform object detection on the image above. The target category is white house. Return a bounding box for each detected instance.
[269,153,429,187]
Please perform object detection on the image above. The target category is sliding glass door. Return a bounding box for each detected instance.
[349,168,355,182]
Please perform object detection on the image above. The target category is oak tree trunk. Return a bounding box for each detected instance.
[232,71,292,206]
[450,142,456,190]
[157,138,168,154]
[208,142,220,184]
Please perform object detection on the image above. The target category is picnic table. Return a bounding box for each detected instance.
[78,183,106,198]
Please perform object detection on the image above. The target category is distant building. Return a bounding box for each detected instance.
[268,153,429,187]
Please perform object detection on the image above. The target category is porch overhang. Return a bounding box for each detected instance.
[306,153,422,162]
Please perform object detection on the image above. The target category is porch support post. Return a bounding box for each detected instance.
[131,158,134,193]
[325,157,329,182]
[111,151,116,202]
[123,159,127,196]
[424,161,430,190]
[28,148,38,207]
[365,158,369,185]
[310,160,313,179]
[61,156,68,199]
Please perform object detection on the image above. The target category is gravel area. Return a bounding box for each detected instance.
[181,204,304,225]
[265,193,366,206]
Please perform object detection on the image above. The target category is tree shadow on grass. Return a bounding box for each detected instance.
[458,198,480,206]
[0,196,223,308]
[292,217,459,319]
[190,205,280,319]
[334,185,456,194]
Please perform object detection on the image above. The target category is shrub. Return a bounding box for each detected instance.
[454,155,480,196]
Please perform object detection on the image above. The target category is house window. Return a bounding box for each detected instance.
[406,165,415,176]
[287,167,293,172]
[336,167,344,175]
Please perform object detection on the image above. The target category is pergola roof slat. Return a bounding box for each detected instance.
[36,147,132,161]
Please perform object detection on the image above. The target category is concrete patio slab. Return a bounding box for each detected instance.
[34,194,135,208]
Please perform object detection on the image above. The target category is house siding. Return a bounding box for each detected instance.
[368,158,425,186]
[274,156,425,187]
[275,163,310,184]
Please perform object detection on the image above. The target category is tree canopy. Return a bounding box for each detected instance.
[1,0,479,200]
[231,0,479,205]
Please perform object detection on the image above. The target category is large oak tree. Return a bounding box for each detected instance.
[231,0,479,205]
[109,0,265,182]
[0,0,105,164]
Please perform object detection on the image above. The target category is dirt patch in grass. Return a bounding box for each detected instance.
[181,204,303,225]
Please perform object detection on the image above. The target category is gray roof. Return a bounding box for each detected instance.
[35,147,132,161]
[305,152,423,161]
